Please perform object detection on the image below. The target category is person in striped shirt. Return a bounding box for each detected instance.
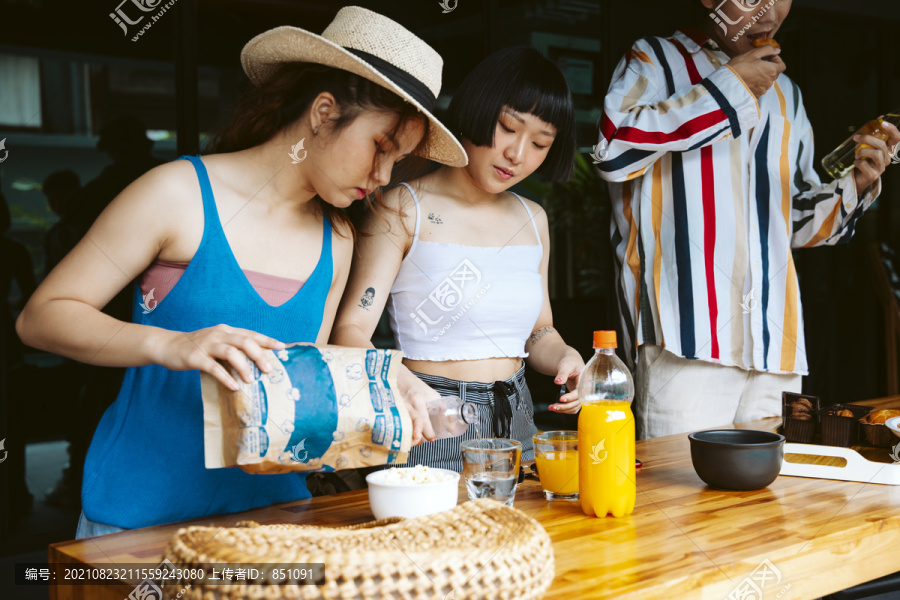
[594,0,899,439]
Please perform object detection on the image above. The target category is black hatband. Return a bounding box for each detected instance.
[345,47,435,111]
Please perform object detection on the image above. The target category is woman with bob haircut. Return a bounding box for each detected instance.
[17,7,465,537]
[333,46,583,470]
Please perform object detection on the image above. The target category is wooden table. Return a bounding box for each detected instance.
[47,396,900,600]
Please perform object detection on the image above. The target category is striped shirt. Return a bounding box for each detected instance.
[594,28,881,375]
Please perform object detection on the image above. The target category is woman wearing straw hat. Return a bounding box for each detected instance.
[333,47,583,471]
[17,6,465,537]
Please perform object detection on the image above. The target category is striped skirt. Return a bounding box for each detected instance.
[400,365,537,472]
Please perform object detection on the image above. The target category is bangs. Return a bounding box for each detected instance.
[503,62,573,137]
[447,46,576,182]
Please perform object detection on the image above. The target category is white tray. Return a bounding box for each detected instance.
[780,443,900,485]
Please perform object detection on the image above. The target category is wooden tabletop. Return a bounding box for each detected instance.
[47,396,900,600]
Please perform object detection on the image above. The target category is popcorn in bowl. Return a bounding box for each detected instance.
[367,465,460,519]
[382,464,455,485]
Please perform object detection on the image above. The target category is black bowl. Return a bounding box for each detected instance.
[688,430,785,491]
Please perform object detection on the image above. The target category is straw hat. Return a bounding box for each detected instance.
[241,6,467,167]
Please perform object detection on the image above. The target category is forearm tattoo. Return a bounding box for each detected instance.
[359,287,376,310]
[529,326,556,346]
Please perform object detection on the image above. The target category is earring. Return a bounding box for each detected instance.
[314,126,318,136]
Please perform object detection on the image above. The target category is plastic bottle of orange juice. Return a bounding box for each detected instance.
[577,331,635,518]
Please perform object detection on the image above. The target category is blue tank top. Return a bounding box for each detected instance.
[81,155,333,529]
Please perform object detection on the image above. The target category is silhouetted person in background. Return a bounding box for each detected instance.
[42,169,82,275]
[39,169,86,509]
[1,191,37,515]
[70,116,162,236]
[44,116,161,509]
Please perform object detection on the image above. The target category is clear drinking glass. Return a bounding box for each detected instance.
[533,431,579,501]
[460,438,522,507]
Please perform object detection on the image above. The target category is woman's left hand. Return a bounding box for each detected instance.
[549,353,583,414]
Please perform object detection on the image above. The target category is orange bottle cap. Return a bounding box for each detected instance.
[593,330,617,349]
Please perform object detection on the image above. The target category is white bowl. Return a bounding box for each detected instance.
[365,468,460,520]
[886,416,900,439]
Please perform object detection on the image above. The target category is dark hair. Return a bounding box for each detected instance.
[43,169,82,215]
[207,62,429,237]
[97,115,152,155]
[43,169,81,195]
[690,0,710,21]
[447,46,576,182]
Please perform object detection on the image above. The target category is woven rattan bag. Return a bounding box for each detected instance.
[162,499,554,599]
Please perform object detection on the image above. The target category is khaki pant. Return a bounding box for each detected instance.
[634,345,802,440]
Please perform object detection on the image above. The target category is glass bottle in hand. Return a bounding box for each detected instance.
[822,108,900,179]
[427,395,478,439]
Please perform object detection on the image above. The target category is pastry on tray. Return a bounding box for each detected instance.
[819,404,872,447]
[782,392,819,443]
[790,398,814,420]
[858,409,900,447]
[860,409,900,425]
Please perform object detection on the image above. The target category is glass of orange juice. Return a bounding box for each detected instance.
[533,431,579,501]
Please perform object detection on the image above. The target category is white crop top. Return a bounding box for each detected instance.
[386,183,544,361]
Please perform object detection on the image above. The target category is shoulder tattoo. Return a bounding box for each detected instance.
[427,212,443,224]
[529,326,556,346]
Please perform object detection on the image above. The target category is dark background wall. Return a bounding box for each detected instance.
[0,0,898,558]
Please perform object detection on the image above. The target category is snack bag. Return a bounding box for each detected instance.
[202,344,412,474]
